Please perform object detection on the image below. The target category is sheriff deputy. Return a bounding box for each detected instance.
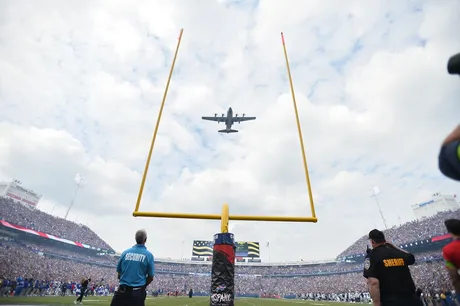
[363,229,422,306]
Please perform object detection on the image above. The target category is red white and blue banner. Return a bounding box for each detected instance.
[0,220,108,252]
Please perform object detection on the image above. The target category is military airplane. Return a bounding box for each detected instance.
[201,107,256,133]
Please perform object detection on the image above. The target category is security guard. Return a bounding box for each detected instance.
[363,229,422,306]
[110,229,155,306]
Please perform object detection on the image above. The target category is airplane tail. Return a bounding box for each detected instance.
[218,129,238,133]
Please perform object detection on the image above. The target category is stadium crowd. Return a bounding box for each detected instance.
[0,238,452,299]
[0,237,444,276]
[0,196,458,302]
[338,209,459,257]
[0,197,112,250]
[156,250,443,276]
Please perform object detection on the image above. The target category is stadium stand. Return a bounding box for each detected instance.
[337,209,460,258]
[0,197,112,251]
[0,196,457,303]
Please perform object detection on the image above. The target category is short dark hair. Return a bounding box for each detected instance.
[368,229,386,243]
[135,229,147,244]
[445,219,460,236]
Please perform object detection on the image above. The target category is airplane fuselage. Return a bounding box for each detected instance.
[225,107,233,130]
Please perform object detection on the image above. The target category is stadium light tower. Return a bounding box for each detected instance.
[64,174,86,220]
[266,241,271,261]
[369,186,388,230]
[181,240,184,259]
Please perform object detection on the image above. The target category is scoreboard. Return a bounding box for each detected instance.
[0,180,42,207]
[235,241,260,258]
[192,240,260,258]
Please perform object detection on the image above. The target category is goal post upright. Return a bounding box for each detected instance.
[132,29,318,226]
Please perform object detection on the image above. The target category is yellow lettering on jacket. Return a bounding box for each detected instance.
[383,258,405,267]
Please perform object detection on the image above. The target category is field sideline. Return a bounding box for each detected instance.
[0,296,358,306]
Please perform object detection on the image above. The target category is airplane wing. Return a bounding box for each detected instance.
[232,116,256,123]
[202,116,226,123]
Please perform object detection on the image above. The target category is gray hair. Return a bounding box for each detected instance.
[135,229,147,244]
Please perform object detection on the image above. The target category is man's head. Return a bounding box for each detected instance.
[135,229,148,245]
[444,219,460,238]
[368,229,386,248]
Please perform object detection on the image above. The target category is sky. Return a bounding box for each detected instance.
[0,0,460,262]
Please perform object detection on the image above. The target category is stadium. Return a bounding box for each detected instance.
[1,1,460,305]
[0,190,458,305]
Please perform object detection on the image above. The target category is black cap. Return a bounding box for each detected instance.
[445,219,460,236]
[368,229,385,242]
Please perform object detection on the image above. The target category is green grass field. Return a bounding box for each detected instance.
[0,296,356,306]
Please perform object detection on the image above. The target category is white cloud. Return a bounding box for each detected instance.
[0,0,459,262]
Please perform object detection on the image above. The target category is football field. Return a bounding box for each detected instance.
[0,296,356,306]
